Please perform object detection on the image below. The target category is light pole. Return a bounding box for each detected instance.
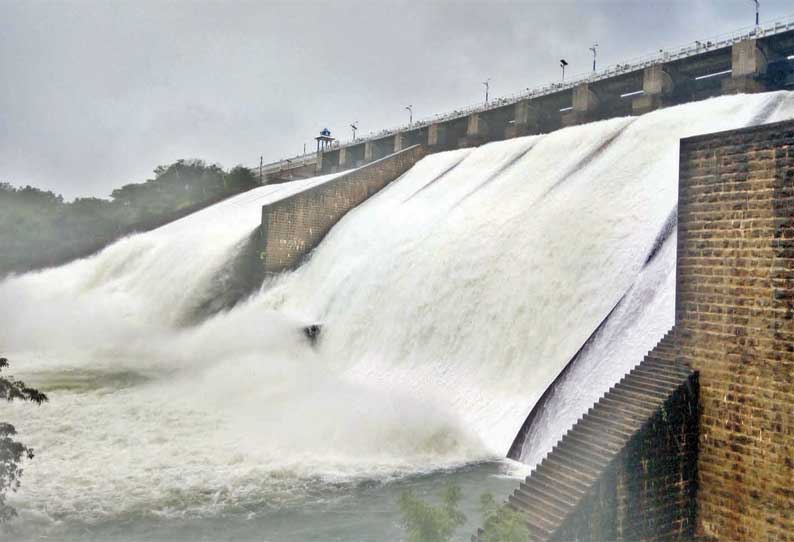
[560,59,568,82]
[590,44,599,73]
[405,105,413,126]
[350,122,358,141]
[482,78,490,104]
[751,0,759,26]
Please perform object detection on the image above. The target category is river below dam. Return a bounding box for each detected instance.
[2,92,794,541]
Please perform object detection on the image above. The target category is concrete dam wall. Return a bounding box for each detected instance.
[259,144,428,274]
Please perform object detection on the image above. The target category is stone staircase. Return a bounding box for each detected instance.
[474,329,695,541]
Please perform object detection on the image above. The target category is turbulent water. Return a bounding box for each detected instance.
[2,92,794,540]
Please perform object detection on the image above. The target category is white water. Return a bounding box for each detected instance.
[2,92,794,530]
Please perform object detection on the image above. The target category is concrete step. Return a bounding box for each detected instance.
[563,428,623,455]
[592,395,652,418]
[513,487,568,520]
[577,413,637,439]
[583,408,647,433]
[508,494,563,530]
[605,387,666,411]
[621,372,681,394]
[596,396,657,419]
[620,365,681,387]
[520,478,579,508]
[572,421,631,451]
[545,447,602,479]
[532,464,590,495]
[534,455,596,490]
[614,381,672,400]
[473,327,691,542]
[540,453,600,484]
[642,358,691,376]
[587,404,650,427]
[555,437,613,468]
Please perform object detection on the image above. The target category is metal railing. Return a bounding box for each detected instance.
[251,13,794,175]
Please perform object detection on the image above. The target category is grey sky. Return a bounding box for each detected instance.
[1,0,792,199]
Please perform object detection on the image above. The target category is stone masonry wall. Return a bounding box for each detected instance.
[259,144,428,274]
[677,119,794,540]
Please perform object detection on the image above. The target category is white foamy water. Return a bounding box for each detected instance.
[2,92,793,531]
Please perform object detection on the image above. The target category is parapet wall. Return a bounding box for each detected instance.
[677,119,794,540]
[259,144,428,274]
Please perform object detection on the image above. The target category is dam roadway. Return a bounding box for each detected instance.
[256,16,794,183]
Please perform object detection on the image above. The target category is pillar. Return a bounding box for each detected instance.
[428,123,448,147]
[562,83,599,126]
[460,113,488,147]
[393,132,405,153]
[723,38,769,94]
[364,141,376,162]
[633,64,677,115]
[339,147,352,169]
[506,100,541,138]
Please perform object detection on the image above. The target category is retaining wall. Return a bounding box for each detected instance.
[259,144,428,274]
[677,119,794,541]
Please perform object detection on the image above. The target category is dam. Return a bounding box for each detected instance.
[256,16,794,184]
[2,91,794,541]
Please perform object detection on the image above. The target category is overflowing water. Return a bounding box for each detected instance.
[2,92,794,540]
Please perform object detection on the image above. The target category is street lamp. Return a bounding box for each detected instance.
[560,59,568,82]
[350,122,358,141]
[405,105,413,126]
[590,44,599,73]
[751,0,759,26]
[482,78,490,104]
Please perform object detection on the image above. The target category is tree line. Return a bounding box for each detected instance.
[0,160,258,276]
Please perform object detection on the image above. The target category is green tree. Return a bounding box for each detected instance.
[479,493,530,542]
[399,484,467,542]
[0,357,48,522]
[1,159,260,276]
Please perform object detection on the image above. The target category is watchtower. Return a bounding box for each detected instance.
[315,128,335,152]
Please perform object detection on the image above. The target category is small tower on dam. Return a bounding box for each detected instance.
[314,128,335,152]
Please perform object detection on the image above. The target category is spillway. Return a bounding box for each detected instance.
[2,92,794,538]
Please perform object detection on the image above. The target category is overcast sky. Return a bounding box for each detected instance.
[2,0,792,199]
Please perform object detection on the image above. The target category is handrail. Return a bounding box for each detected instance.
[250,13,794,174]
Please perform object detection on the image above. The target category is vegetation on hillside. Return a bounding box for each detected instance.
[0,357,48,522]
[0,160,258,276]
[399,485,529,542]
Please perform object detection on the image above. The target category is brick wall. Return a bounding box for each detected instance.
[677,119,794,540]
[259,144,429,274]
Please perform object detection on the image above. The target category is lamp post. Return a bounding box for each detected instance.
[405,105,413,126]
[560,59,568,82]
[751,0,759,26]
[482,78,490,104]
[350,122,358,141]
[590,44,599,73]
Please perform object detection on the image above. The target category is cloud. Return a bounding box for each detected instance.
[0,0,788,199]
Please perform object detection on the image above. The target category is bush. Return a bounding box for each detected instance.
[0,357,48,522]
[399,484,467,542]
[479,493,529,542]
[398,485,530,542]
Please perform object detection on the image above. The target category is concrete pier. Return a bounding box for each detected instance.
[259,145,429,274]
